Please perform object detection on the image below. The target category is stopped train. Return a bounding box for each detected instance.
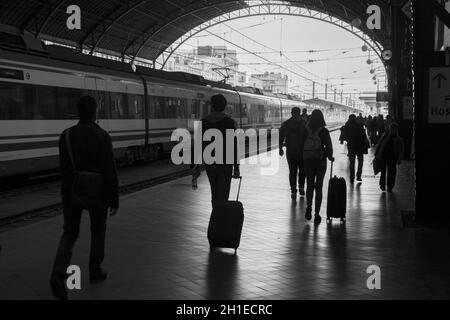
[0,40,350,179]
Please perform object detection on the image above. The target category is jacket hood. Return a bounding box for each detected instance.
[204,112,228,123]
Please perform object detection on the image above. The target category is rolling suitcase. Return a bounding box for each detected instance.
[207,177,243,253]
[326,161,347,224]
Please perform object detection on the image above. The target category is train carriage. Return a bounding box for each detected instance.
[0,42,344,180]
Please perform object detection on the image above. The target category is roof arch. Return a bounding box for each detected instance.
[0,0,392,63]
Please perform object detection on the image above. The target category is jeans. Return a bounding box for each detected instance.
[379,160,397,189]
[286,153,305,193]
[206,165,233,201]
[304,159,327,213]
[52,200,107,278]
[348,152,364,181]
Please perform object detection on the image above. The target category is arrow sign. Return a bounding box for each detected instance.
[433,73,447,88]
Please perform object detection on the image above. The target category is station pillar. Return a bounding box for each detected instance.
[389,0,414,161]
[413,0,450,221]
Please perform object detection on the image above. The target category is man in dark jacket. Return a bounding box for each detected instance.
[343,114,369,183]
[50,96,119,300]
[279,107,307,199]
[198,94,240,201]
[375,122,404,192]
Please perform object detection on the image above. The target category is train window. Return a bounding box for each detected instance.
[241,104,248,117]
[202,100,210,118]
[154,96,165,118]
[191,99,201,118]
[37,86,57,119]
[110,92,128,119]
[127,94,143,119]
[0,82,25,119]
[57,87,82,119]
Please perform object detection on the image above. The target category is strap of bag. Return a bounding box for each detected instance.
[236,176,242,201]
[65,129,77,173]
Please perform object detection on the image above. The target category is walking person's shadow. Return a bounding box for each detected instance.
[205,250,239,299]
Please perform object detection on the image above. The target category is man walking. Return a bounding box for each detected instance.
[50,96,119,300]
[193,94,241,201]
[342,114,369,183]
[279,107,307,200]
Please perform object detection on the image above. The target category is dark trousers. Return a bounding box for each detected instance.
[206,165,233,202]
[348,152,364,181]
[286,153,305,193]
[304,159,327,213]
[52,200,107,278]
[380,160,397,189]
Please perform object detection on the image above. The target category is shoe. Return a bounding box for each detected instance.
[380,185,385,191]
[50,275,68,300]
[357,177,362,182]
[305,206,312,221]
[90,269,108,284]
[291,192,296,200]
[299,188,305,196]
[314,214,322,224]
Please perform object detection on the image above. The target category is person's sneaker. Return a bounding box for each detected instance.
[305,206,312,221]
[357,177,362,182]
[291,192,296,200]
[90,269,108,284]
[299,188,305,196]
[314,214,322,224]
[50,275,68,300]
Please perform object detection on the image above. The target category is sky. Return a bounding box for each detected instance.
[177,14,386,100]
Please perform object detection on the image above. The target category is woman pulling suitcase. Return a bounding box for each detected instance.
[302,110,335,224]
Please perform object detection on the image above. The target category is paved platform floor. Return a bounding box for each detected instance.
[1,132,449,300]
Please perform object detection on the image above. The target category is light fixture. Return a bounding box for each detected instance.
[381,49,393,61]
[370,69,375,74]
[361,45,368,52]
[367,59,373,65]
[352,18,362,28]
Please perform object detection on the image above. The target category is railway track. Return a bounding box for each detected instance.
[0,125,343,230]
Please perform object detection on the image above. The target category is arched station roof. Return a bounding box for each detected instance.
[0,0,392,64]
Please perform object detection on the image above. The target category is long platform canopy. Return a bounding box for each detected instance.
[0,0,391,64]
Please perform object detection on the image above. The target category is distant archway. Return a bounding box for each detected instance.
[137,3,384,69]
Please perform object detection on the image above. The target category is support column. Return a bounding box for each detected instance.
[413,0,450,221]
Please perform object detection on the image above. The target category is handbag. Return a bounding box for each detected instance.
[65,129,105,209]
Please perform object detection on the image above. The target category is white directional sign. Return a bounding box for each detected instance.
[428,67,450,123]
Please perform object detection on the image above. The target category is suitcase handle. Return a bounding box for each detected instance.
[235,176,242,201]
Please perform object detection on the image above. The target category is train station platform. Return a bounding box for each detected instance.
[0,132,449,300]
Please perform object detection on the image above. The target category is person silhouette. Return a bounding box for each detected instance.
[50,96,119,300]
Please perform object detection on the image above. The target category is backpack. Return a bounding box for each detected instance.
[303,126,324,160]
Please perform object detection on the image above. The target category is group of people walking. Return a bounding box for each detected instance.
[340,113,404,192]
[279,107,334,224]
[49,93,405,299]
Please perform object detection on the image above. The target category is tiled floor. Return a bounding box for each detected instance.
[1,132,449,300]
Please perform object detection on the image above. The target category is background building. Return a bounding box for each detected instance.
[250,72,289,94]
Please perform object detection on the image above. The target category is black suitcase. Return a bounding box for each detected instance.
[326,162,347,224]
[207,177,244,253]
